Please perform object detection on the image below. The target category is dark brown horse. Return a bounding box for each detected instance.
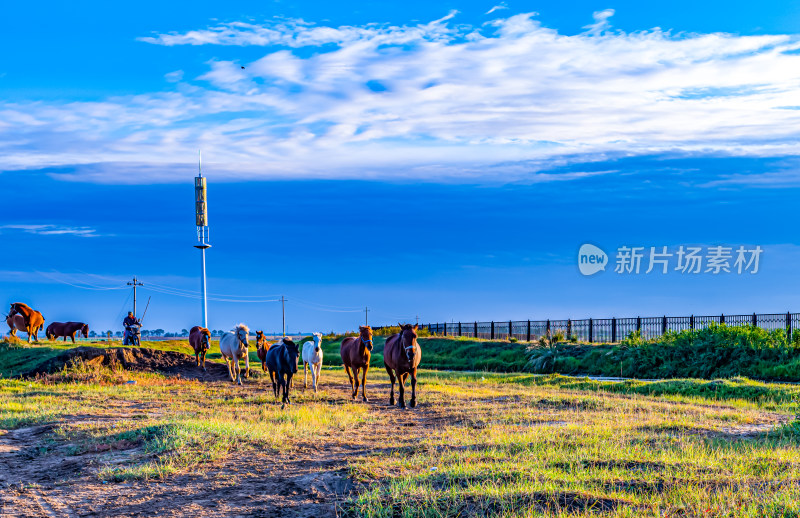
[46,322,89,343]
[340,326,374,402]
[384,324,422,409]
[189,326,211,370]
[256,330,272,372]
[7,303,45,343]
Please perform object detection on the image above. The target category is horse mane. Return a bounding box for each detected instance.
[234,323,250,334]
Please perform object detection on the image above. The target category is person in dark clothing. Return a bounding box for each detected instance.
[123,311,141,344]
[123,312,139,327]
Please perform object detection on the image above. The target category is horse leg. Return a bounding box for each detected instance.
[201,351,207,372]
[225,357,235,383]
[244,351,250,379]
[71,332,76,344]
[304,361,308,389]
[234,357,242,385]
[361,364,369,402]
[352,367,361,400]
[27,326,33,344]
[344,365,356,399]
[312,362,319,393]
[269,370,278,398]
[285,373,293,404]
[409,368,418,408]
[385,366,396,406]
[398,372,409,409]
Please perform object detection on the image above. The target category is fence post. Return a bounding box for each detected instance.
[508,320,513,340]
[752,313,757,327]
[636,316,641,334]
[567,319,572,340]
[662,316,667,336]
[720,314,725,325]
[690,315,694,332]
[458,322,462,337]
[443,322,447,337]
[474,321,478,338]
[612,317,617,343]
[526,320,531,342]
[588,318,593,343]
[788,312,792,343]
[491,321,495,340]
[546,319,551,339]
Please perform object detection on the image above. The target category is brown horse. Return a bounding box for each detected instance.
[46,322,89,343]
[7,303,45,343]
[340,326,374,402]
[189,326,211,371]
[256,331,272,372]
[384,324,422,409]
[6,314,27,339]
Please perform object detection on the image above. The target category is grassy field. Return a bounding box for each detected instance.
[3,341,800,516]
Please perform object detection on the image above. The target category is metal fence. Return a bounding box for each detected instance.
[424,312,798,343]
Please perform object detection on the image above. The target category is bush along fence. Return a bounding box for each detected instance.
[423,312,799,343]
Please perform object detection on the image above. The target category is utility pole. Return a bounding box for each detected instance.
[365,306,369,326]
[127,276,143,317]
[416,315,419,326]
[281,296,287,336]
[194,151,211,329]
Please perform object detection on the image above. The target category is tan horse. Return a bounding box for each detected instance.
[384,324,422,409]
[256,330,272,372]
[7,303,46,343]
[340,326,373,402]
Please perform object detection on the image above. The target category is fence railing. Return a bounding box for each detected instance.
[423,312,798,343]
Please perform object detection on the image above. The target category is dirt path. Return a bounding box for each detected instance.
[0,377,443,518]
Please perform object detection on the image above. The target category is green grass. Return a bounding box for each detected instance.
[4,361,800,516]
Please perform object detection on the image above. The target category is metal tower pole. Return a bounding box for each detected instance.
[281,296,286,336]
[200,247,208,328]
[194,152,211,329]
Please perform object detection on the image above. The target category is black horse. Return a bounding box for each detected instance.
[266,337,300,407]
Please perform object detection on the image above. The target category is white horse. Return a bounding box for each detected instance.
[302,332,324,393]
[219,323,250,385]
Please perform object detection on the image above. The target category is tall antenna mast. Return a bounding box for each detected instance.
[194,150,211,328]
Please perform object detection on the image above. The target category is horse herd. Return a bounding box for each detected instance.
[189,323,422,409]
[3,301,423,409]
[5,302,88,343]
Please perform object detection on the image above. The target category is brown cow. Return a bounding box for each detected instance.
[7,303,45,343]
[189,326,211,371]
[340,326,374,402]
[46,322,89,343]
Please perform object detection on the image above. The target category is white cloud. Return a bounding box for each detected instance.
[4,12,800,183]
[164,70,184,82]
[486,4,509,15]
[583,9,615,35]
[0,225,100,237]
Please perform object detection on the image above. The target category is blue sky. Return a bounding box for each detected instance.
[2,1,800,333]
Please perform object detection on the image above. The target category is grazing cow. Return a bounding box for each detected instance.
[266,337,300,408]
[7,303,45,343]
[340,326,373,402]
[256,331,272,372]
[189,326,211,371]
[384,324,422,409]
[219,324,250,385]
[302,332,324,393]
[45,322,89,343]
